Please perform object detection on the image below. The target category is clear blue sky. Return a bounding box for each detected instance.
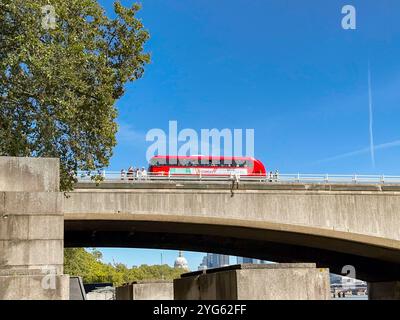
[95,0,400,271]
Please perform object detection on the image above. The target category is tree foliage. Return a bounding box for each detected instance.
[64,248,184,286]
[0,0,150,190]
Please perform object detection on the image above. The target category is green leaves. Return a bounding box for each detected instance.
[64,248,184,286]
[0,0,150,190]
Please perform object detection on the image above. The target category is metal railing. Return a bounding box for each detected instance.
[75,171,400,185]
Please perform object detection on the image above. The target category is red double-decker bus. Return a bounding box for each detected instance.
[148,155,266,176]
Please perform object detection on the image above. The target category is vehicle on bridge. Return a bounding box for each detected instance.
[148,155,267,177]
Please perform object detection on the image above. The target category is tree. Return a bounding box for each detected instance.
[0,0,150,190]
[64,248,185,286]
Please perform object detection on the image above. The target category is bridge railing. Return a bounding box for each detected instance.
[75,171,400,184]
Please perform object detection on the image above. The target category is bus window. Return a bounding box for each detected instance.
[168,158,178,166]
[150,158,163,166]
[246,160,254,168]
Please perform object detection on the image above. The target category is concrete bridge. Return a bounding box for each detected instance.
[66,181,400,283]
[1,157,400,299]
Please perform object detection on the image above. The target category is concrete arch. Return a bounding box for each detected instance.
[64,184,400,282]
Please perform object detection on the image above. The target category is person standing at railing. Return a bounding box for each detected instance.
[235,171,240,183]
[121,169,126,180]
[128,166,134,181]
[274,170,279,182]
[230,171,240,196]
[141,167,147,180]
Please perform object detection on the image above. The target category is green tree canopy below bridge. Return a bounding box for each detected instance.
[64,248,184,286]
[0,0,150,190]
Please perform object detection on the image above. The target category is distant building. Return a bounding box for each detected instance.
[198,253,230,270]
[236,257,268,264]
[198,256,208,270]
[174,251,189,271]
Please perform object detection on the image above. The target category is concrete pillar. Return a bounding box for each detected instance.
[174,263,331,300]
[0,157,69,300]
[116,281,173,300]
[69,276,86,300]
[368,282,400,300]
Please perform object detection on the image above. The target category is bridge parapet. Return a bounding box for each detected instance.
[75,181,400,192]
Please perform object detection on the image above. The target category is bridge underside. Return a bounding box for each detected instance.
[64,219,400,282]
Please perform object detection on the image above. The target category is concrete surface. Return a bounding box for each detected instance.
[69,276,86,300]
[2,156,400,298]
[76,180,400,192]
[116,281,173,300]
[0,192,64,273]
[116,283,132,300]
[0,157,67,300]
[368,281,400,300]
[64,186,400,281]
[0,156,59,192]
[174,263,331,300]
[86,288,115,300]
[65,188,400,243]
[0,273,69,300]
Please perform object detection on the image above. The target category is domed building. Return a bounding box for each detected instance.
[174,251,189,271]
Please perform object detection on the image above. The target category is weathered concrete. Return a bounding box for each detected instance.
[86,289,115,300]
[0,157,67,300]
[368,281,400,300]
[69,276,86,300]
[116,281,173,300]
[75,180,400,192]
[0,273,69,300]
[2,156,400,298]
[65,188,400,243]
[116,283,132,300]
[174,263,331,300]
[0,192,64,273]
[0,156,59,192]
[64,186,400,281]
[0,240,64,273]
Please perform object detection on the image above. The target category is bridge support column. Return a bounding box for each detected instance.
[368,282,400,300]
[0,157,69,300]
[174,263,331,300]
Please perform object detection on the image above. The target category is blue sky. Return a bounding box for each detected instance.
[95,0,400,271]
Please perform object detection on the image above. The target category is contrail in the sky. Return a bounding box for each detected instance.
[315,139,400,164]
[368,61,375,167]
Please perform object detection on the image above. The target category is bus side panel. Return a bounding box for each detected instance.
[253,159,267,175]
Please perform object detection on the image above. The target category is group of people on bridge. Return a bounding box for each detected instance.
[268,170,280,182]
[120,166,148,180]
